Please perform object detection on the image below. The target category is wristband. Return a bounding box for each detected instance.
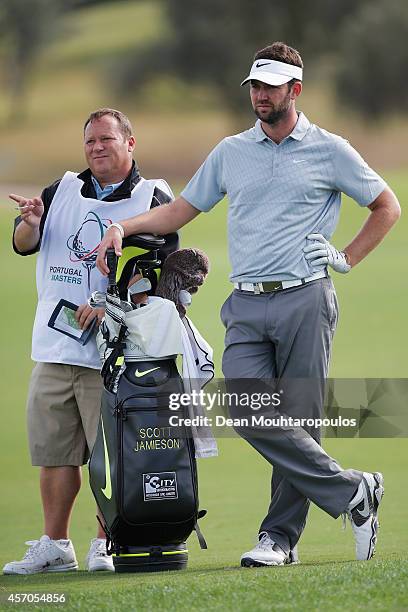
[108,222,124,238]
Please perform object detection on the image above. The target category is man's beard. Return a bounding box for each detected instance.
[254,95,291,125]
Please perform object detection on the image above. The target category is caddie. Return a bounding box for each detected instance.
[4,108,178,575]
[96,43,401,566]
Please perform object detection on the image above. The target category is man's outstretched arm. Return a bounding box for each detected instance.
[96,196,200,275]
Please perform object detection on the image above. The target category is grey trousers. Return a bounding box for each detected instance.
[221,278,362,554]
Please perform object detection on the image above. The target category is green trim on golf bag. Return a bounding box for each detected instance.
[88,358,207,553]
[116,234,167,299]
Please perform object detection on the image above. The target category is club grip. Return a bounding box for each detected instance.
[106,248,118,286]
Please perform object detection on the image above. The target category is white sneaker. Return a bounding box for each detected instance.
[241,532,289,567]
[347,472,384,561]
[85,538,114,572]
[3,535,78,575]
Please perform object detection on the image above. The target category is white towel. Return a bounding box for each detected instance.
[181,317,218,458]
[123,297,183,359]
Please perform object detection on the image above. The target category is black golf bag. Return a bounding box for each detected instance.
[89,239,207,573]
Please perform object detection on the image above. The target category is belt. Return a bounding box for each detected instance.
[234,270,328,294]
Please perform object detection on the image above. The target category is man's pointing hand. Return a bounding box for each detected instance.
[10,194,44,228]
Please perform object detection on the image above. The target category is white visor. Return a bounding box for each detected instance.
[241,59,303,87]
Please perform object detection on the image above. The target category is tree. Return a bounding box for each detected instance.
[113,0,368,119]
[0,0,68,121]
[336,0,408,117]
[0,0,114,121]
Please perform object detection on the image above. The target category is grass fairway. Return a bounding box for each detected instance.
[1,436,408,611]
[0,172,407,611]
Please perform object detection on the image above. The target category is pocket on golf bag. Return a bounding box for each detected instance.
[117,403,198,545]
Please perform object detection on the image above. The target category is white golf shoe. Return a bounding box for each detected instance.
[85,538,114,572]
[347,471,384,561]
[241,532,290,567]
[3,535,78,575]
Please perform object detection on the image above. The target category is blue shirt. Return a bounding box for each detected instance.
[91,176,124,201]
[181,112,387,282]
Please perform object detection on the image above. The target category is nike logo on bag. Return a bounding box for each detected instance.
[101,417,112,500]
[293,159,307,164]
[134,367,160,378]
[255,61,270,67]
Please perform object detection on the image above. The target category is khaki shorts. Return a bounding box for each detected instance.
[27,362,103,466]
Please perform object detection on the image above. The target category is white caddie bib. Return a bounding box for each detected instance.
[32,171,173,368]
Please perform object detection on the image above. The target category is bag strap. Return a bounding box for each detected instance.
[194,509,208,549]
[194,521,207,549]
[101,323,128,392]
[96,515,114,556]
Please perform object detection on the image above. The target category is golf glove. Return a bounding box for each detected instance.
[304,233,351,274]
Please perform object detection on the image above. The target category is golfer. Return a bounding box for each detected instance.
[96,43,401,566]
[4,108,178,575]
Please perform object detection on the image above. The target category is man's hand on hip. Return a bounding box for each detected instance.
[96,226,123,276]
[304,234,351,274]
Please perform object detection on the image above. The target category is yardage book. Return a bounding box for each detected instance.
[48,299,96,345]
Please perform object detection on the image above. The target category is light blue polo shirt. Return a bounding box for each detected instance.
[181,112,387,282]
[91,176,124,200]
